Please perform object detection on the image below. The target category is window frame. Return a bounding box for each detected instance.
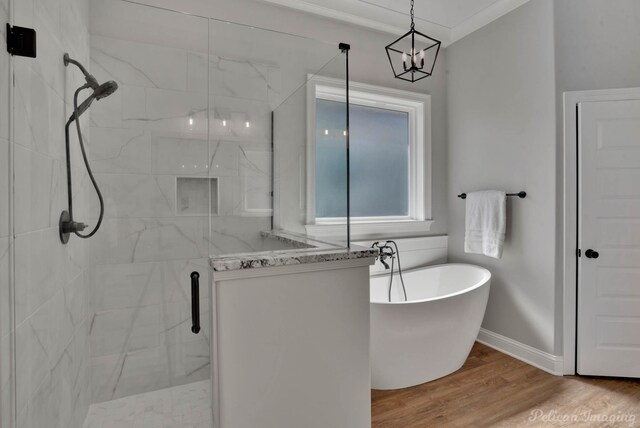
[305,75,433,238]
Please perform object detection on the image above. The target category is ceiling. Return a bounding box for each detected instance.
[261,0,530,46]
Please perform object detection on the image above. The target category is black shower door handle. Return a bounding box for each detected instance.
[191,271,201,334]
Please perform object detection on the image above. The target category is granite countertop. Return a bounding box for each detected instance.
[209,230,378,272]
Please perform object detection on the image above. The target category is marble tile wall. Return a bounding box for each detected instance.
[88,30,281,402]
[9,0,93,427]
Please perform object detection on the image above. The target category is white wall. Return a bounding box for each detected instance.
[554,0,640,94]
[447,0,558,355]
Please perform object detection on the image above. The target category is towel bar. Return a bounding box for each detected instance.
[457,191,526,200]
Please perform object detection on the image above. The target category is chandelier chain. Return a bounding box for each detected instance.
[410,0,415,28]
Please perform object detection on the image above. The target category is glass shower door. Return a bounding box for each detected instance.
[208,18,350,251]
[84,0,212,424]
[207,20,350,428]
[272,53,349,243]
[12,0,213,426]
[1,0,13,427]
[10,0,351,425]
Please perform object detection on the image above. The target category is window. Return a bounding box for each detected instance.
[306,76,433,238]
[316,100,409,217]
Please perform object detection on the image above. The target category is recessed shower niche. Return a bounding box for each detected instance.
[176,176,219,216]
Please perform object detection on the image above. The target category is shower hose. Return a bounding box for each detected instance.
[65,85,105,238]
[372,241,409,302]
[386,240,408,302]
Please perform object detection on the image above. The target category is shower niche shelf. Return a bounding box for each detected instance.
[176,177,219,216]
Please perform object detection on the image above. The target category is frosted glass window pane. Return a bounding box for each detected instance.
[315,99,348,218]
[316,99,409,218]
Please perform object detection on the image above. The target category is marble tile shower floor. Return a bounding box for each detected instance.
[82,380,211,428]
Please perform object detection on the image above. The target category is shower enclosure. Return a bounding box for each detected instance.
[2,0,349,426]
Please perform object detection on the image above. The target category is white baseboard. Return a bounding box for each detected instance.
[477,328,564,376]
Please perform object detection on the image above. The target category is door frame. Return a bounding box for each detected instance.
[562,87,640,375]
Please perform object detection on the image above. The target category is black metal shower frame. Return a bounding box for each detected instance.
[339,42,351,248]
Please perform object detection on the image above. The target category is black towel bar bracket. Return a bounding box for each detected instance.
[458,191,526,200]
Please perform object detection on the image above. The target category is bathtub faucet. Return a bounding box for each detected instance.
[371,241,396,270]
[371,241,408,302]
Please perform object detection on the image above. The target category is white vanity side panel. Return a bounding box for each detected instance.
[213,265,371,428]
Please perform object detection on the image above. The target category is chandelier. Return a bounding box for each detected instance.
[385,0,441,82]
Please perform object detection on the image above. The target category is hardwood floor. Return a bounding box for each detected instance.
[371,342,640,427]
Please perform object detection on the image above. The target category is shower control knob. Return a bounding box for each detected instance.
[585,249,599,259]
[59,210,89,244]
[62,220,87,233]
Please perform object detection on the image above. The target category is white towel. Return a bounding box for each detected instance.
[464,191,506,259]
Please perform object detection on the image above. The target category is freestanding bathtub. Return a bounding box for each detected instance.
[370,263,491,390]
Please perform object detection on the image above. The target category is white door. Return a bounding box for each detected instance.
[578,99,640,377]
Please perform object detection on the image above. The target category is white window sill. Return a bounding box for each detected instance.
[305,220,434,240]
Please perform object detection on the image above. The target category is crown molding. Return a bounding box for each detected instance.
[450,0,531,43]
[263,0,451,44]
[262,0,531,47]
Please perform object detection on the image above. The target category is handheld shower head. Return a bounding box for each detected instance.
[69,80,118,121]
[64,53,118,121]
[94,80,118,100]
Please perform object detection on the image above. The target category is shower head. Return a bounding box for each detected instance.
[69,80,118,121]
[64,53,118,121]
[94,80,118,100]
